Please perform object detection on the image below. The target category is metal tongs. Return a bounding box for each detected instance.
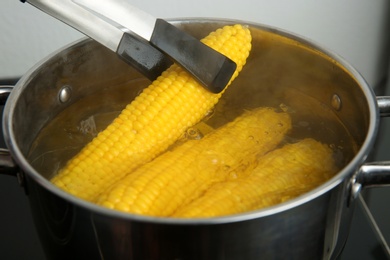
[21,0,237,93]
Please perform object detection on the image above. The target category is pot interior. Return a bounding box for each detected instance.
[9,19,371,197]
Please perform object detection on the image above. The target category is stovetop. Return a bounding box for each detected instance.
[0,79,389,260]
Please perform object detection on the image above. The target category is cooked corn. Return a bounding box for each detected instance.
[51,24,252,201]
[174,138,337,218]
[96,107,291,216]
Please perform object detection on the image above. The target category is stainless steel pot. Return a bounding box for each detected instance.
[1,18,390,260]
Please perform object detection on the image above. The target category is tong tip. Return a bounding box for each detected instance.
[207,58,237,93]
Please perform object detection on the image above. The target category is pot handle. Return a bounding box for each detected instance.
[0,86,13,105]
[350,96,390,201]
[351,162,390,201]
[0,86,20,177]
[0,148,19,176]
[377,96,390,116]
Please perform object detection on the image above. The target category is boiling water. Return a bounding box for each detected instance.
[27,83,356,181]
[27,28,361,181]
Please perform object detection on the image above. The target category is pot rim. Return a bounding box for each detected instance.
[2,17,379,224]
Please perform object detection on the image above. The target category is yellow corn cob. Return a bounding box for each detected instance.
[173,138,337,218]
[51,24,252,201]
[96,107,292,216]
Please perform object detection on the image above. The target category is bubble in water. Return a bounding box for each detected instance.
[279,103,296,113]
[279,103,289,112]
[186,128,203,140]
[204,108,215,120]
[78,116,97,137]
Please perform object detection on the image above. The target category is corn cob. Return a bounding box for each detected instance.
[173,138,337,218]
[51,24,252,201]
[96,107,292,216]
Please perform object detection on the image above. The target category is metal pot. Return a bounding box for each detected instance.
[1,18,390,260]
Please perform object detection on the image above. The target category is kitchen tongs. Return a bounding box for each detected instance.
[21,0,237,93]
